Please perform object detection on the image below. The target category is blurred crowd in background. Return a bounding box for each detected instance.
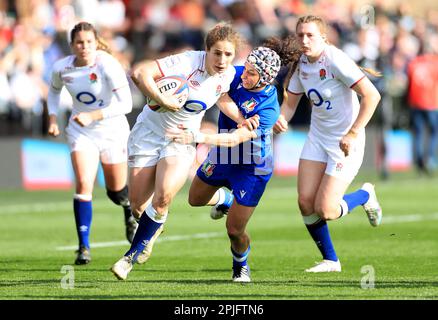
[1,0,438,172]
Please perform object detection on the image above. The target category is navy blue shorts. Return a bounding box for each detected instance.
[196,159,272,207]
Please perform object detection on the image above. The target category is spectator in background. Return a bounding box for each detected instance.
[407,34,438,174]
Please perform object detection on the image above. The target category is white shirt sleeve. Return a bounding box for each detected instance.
[330,47,365,88]
[99,52,133,119]
[47,62,63,116]
[287,67,304,94]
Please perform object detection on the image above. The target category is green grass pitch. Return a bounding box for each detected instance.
[0,172,437,300]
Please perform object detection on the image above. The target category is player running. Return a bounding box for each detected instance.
[47,22,137,265]
[110,22,255,280]
[167,40,295,282]
[274,15,383,272]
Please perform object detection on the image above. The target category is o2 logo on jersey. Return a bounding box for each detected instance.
[76,91,104,107]
[183,100,207,114]
[307,88,332,110]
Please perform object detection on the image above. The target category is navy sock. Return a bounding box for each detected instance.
[73,199,92,249]
[305,220,338,261]
[231,246,250,269]
[343,189,370,212]
[124,212,162,262]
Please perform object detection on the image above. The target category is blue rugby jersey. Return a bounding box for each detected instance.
[213,65,280,175]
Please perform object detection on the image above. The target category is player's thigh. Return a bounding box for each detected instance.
[70,150,100,194]
[101,162,128,191]
[154,156,193,201]
[188,175,221,206]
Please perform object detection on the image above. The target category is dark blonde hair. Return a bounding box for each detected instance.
[70,21,112,55]
[295,15,381,77]
[205,22,242,51]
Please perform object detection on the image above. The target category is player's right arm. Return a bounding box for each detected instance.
[274,91,302,134]
[130,60,183,112]
[47,63,64,137]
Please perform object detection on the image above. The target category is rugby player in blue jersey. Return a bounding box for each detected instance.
[168,39,296,282]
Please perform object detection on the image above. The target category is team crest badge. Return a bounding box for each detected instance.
[89,72,98,83]
[201,160,215,177]
[190,80,200,88]
[216,85,222,96]
[319,69,326,80]
[242,98,258,113]
[336,162,343,172]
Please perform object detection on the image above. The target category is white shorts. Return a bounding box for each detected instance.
[300,132,365,183]
[127,121,196,168]
[65,118,129,164]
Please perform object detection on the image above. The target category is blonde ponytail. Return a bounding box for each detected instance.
[96,37,112,55]
[359,67,382,78]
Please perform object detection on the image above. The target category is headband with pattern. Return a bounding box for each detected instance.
[246,46,281,87]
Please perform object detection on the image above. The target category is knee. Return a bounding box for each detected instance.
[227,225,243,242]
[298,194,314,215]
[76,179,93,194]
[152,192,172,210]
[314,202,338,221]
[106,186,129,207]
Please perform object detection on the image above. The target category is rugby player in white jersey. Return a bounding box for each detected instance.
[47,22,137,265]
[111,22,259,280]
[274,15,383,273]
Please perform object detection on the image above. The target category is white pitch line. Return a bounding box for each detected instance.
[54,212,438,251]
[0,200,110,215]
[55,232,224,251]
[382,212,438,223]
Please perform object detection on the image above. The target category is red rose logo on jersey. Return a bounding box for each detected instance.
[242,98,258,113]
[190,80,200,88]
[201,160,215,177]
[336,162,343,172]
[216,85,222,96]
[89,73,98,83]
[319,69,326,80]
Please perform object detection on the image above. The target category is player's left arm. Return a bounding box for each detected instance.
[339,77,381,156]
[168,107,276,147]
[167,124,257,147]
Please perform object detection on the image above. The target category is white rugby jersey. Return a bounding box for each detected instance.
[288,44,365,140]
[48,50,131,130]
[136,50,235,135]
